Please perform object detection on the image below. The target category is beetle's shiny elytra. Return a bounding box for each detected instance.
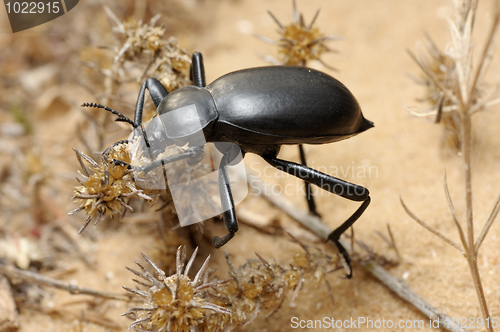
[86,52,373,278]
[155,65,372,157]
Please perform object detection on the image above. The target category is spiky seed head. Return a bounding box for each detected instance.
[70,144,151,232]
[124,247,231,332]
[260,2,340,69]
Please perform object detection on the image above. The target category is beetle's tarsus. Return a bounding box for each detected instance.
[212,232,235,248]
[264,153,371,277]
[133,147,204,175]
[327,197,371,278]
[331,239,352,279]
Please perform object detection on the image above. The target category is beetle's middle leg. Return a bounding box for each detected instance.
[212,152,238,248]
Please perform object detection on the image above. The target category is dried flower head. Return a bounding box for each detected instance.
[110,12,192,92]
[408,1,500,152]
[120,16,165,56]
[123,246,231,332]
[407,35,465,151]
[222,253,288,323]
[216,236,341,326]
[258,0,341,69]
[69,144,152,233]
[123,239,342,331]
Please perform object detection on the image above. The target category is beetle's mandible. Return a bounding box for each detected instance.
[83,52,373,278]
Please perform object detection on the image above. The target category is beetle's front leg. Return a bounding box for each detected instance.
[133,78,169,128]
[113,146,204,174]
[212,152,238,248]
[82,78,169,130]
[190,52,206,88]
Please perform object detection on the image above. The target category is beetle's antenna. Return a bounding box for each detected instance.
[81,102,135,127]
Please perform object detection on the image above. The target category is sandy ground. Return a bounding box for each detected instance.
[1,0,500,331]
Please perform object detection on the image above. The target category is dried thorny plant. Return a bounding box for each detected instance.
[123,242,341,331]
[256,0,342,69]
[69,144,153,233]
[69,137,219,235]
[73,11,208,234]
[407,33,463,151]
[108,11,192,92]
[123,246,231,332]
[403,0,500,329]
[80,11,192,152]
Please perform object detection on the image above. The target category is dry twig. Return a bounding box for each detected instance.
[0,263,129,301]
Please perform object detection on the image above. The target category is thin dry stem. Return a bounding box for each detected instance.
[475,193,500,252]
[453,1,496,326]
[400,197,463,253]
[443,172,469,253]
[0,263,129,301]
[466,3,500,111]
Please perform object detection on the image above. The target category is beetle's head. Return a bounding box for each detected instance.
[157,86,217,148]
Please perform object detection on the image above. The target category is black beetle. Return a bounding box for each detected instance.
[85,52,372,277]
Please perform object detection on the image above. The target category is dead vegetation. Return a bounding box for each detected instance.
[1,0,499,331]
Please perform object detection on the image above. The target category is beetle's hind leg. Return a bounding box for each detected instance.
[212,152,238,248]
[262,154,371,277]
[263,155,369,201]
